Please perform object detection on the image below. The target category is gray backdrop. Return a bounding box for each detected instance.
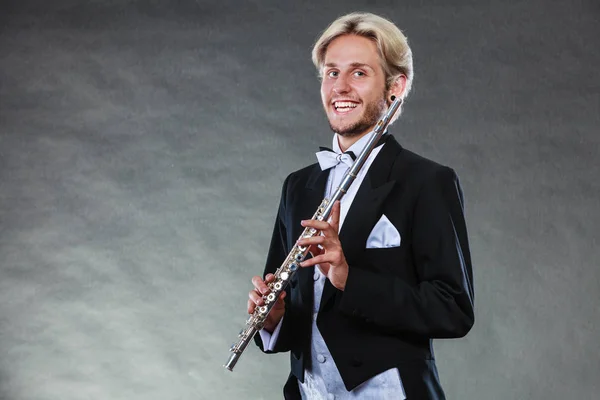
[1,0,598,399]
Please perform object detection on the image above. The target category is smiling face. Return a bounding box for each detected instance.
[320,34,388,138]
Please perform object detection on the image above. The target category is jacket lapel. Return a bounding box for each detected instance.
[318,135,403,313]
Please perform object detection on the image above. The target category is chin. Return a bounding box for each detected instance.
[328,117,360,136]
[330,125,369,137]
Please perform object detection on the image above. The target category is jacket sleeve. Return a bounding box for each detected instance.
[339,166,475,338]
[254,174,296,353]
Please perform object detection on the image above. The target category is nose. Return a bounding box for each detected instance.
[332,72,350,95]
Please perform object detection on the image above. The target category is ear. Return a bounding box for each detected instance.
[387,75,408,104]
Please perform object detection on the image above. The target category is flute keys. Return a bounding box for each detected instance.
[266,293,276,302]
[280,272,289,280]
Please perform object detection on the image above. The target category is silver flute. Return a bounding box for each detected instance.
[224,97,403,371]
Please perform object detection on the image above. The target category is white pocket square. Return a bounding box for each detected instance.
[366,214,401,249]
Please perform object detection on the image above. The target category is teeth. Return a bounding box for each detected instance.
[334,101,357,109]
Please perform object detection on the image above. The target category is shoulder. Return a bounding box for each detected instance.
[383,134,457,183]
[389,144,465,209]
[394,147,465,208]
[390,144,457,184]
[277,162,321,202]
[282,163,320,187]
[286,162,320,180]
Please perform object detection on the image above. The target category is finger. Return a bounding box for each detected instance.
[265,273,275,282]
[300,219,330,231]
[247,299,256,314]
[299,254,328,267]
[251,275,270,295]
[302,248,345,267]
[302,238,335,256]
[297,236,325,247]
[249,289,264,305]
[301,220,339,240]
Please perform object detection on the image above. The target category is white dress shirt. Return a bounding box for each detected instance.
[260,132,406,400]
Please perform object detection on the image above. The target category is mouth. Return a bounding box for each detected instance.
[332,100,359,114]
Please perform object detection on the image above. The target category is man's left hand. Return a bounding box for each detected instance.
[297,200,349,291]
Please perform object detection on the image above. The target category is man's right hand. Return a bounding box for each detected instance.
[248,273,286,333]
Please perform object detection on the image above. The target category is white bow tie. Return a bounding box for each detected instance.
[315,147,356,170]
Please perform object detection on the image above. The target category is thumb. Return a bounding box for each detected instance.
[329,201,341,231]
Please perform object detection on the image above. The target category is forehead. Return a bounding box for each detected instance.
[323,34,382,70]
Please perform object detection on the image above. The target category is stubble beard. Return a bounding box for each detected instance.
[328,95,387,138]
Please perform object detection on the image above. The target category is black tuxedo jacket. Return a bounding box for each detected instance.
[255,134,475,400]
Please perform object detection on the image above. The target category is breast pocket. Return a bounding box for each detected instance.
[361,246,415,282]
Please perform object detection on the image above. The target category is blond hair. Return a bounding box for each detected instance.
[311,12,414,100]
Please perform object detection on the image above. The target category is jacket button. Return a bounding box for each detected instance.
[317,354,327,363]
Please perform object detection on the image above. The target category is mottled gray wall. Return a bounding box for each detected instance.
[1,1,598,399]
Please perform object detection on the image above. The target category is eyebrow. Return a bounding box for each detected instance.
[324,62,375,71]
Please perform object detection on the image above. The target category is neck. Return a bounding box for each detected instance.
[336,128,374,152]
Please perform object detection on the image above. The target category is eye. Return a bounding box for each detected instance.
[353,70,366,77]
[327,70,339,78]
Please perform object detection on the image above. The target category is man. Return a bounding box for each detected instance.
[248,12,474,400]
